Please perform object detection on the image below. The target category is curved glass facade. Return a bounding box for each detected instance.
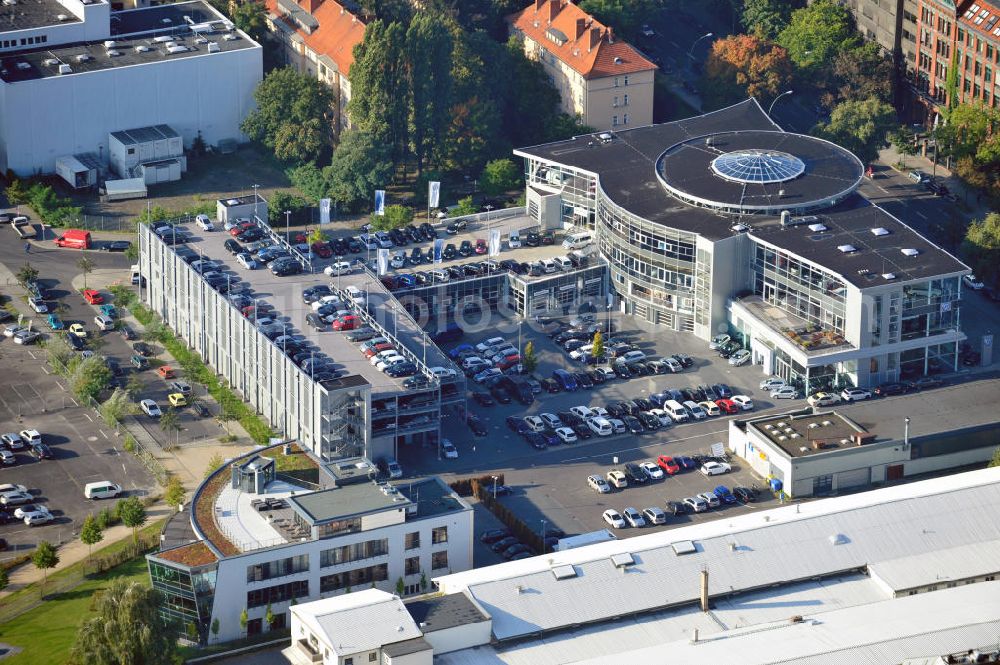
[711,150,806,184]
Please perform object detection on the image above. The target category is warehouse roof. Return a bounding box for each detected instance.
[110,1,226,38]
[0,0,84,32]
[292,590,422,657]
[868,540,1000,593]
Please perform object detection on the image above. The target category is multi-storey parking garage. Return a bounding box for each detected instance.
[516,99,971,392]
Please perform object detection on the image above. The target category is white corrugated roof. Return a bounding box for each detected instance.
[435,467,1000,641]
[868,539,1000,592]
[291,589,420,655]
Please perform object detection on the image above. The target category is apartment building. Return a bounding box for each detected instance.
[263,0,364,135]
[841,0,920,73]
[146,446,473,643]
[507,0,656,131]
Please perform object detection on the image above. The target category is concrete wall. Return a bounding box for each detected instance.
[383,648,433,665]
[421,621,492,655]
[0,44,261,175]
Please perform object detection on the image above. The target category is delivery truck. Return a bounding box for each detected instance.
[53,229,91,249]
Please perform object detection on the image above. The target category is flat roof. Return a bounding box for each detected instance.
[382,637,432,658]
[406,592,489,633]
[0,15,254,83]
[396,477,467,519]
[288,482,410,524]
[219,193,266,207]
[110,1,226,37]
[110,124,179,146]
[748,411,867,458]
[0,0,84,32]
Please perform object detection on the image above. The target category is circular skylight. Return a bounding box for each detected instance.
[710,150,806,184]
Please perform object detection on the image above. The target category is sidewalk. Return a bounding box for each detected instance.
[876,145,993,221]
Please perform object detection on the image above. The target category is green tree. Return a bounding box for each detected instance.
[349,20,411,168]
[288,163,329,203]
[591,330,604,361]
[778,0,859,75]
[396,577,405,595]
[889,125,918,168]
[124,243,139,262]
[99,387,136,427]
[502,36,566,145]
[164,476,186,510]
[205,453,224,479]
[522,340,537,373]
[0,567,8,593]
[239,608,249,637]
[451,196,478,216]
[443,31,504,175]
[118,496,147,546]
[325,130,394,213]
[962,212,1000,289]
[16,262,39,287]
[70,355,113,403]
[159,407,180,439]
[265,602,275,630]
[32,540,59,596]
[814,96,896,165]
[989,446,1000,468]
[825,41,894,107]
[4,177,28,205]
[232,1,267,42]
[480,159,521,198]
[80,513,104,565]
[241,67,334,164]
[372,205,414,232]
[578,0,658,37]
[307,227,327,246]
[742,0,794,40]
[70,579,178,665]
[211,618,220,643]
[267,191,310,226]
[407,13,455,174]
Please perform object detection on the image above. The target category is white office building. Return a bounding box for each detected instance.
[0,0,261,175]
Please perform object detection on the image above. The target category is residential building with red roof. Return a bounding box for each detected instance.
[507,0,656,131]
[263,0,365,134]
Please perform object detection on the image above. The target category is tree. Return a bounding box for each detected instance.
[4,177,28,205]
[232,1,266,42]
[814,96,896,166]
[962,212,1000,289]
[307,227,327,246]
[159,407,180,439]
[778,0,859,76]
[591,331,604,361]
[118,496,147,546]
[211,618,220,643]
[124,243,139,263]
[239,608,249,637]
[372,205,414,232]
[325,130,394,212]
[241,67,334,164]
[80,513,104,565]
[265,602,275,630]
[825,41,894,107]
[124,375,144,398]
[890,125,918,168]
[70,579,178,665]
[99,387,135,427]
[71,355,113,403]
[522,341,537,373]
[407,13,455,174]
[742,0,795,40]
[480,159,521,198]
[267,191,310,226]
[443,31,504,175]
[0,567,8,593]
[578,0,658,37]
[164,476,186,510]
[32,541,59,596]
[16,262,38,287]
[205,453,224,479]
[451,196,478,216]
[349,20,411,168]
[396,577,405,595]
[702,34,792,109]
[990,446,1000,468]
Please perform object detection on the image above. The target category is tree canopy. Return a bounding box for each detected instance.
[232,1,266,42]
[325,130,394,212]
[71,580,178,665]
[480,158,521,197]
[578,0,658,37]
[372,205,414,231]
[742,0,797,40]
[963,212,1000,288]
[702,33,792,109]
[814,96,896,165]
[778,0,859,75]
[824,41,894,108]
[241,67,334,164]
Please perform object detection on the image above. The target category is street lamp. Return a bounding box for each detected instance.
[491,475,499,500]
[252,184,260,223]
[687,32,713,59]
[540,519,547,552]
[284,210,291,245]
[768,89,794,117]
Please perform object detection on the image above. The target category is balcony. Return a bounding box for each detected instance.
[296,639,322,664]
[732,296,853,355]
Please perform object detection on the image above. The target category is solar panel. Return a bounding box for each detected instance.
[711,150,806,184]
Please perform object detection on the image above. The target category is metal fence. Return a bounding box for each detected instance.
[65,214,135,233]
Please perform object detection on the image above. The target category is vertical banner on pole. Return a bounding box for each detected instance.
[488,229,501,257]
[374,190,386,216]
[428,181,441,209]
[319,198,331,224]
[377,248,390,275]
[433,238,444,264]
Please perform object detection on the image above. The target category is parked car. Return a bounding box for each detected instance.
[807,392,841,407]
[602,509,626,529]
[770,386,800,400]
[588,475,611,493]
[840,387,873,402]
[700,461,732,476]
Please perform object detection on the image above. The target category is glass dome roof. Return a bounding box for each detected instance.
[710,150,806,184]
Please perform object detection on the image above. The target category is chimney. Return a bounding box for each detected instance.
[699,569,709,612]
[606,27,614,44]
[535,0,543,10]
[588,26,601,51]
[575,17,585,40]
[304,0,323,13]
[548,0,560,23]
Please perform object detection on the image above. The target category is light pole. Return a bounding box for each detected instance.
[252,184,260,223]
[540,519,547,552]
[284,210,291,244]
[491,475,498,500]
[687,32,713,59]
[768,89,794,117]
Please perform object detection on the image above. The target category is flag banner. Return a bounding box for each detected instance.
[377,248,390,275]
[428,181,441,209]
[374,190,385,216]
[433,238,444,264]
[488,229,501,257]
[319,198,331,224]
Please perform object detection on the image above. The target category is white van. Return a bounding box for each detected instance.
[553,256,573,271]
[664,400,689,423]
[562,231,593,250]
[588,417,614,436]
[428,269,450,283]
[683,400,708,420]
[85,481,122,500]
[195,214,214,231]
[540,258,558,274]
[508,232,522,249]
[620,350,646,364]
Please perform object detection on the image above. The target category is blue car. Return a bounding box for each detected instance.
[396,274,416,288]
[99,304,117,319]
[552,369,578,391]
[448,343,475,360]
[46,313,65,330]
[714,485,737,504]
[675,456,697,471]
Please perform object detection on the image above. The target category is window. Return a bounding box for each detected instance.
[612,115,619,126]
[320,539,388,567]
[623,93,629,106]
[431,527,448,544]
[624,75,629,85]
[345,659,353,665]
[247,554,309,582]
[431,551,449,570]
[319,564,388,592]
[405,532,420,550]
[624,113,630,125]
[613,96,619,107]
[246,580,309,608]
[405,557,420,575]
[614,77,619,87]
[369,653,378,662]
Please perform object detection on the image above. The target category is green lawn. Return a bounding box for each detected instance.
[0,557,150,665]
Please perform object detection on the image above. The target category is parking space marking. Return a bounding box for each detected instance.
[914,210,928,220]
[83,413,93,422]
[562,427,729,463]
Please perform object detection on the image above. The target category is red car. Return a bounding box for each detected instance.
[311,242,332,259]
[241,304,273,319]
[292,232,308,244]
[657,455,680,475]
[332,315,359,331]
[363,343,394,358]
[229,221,254,236]
[82,289,104,305]
[715,398,739,415]
[474,239,488,255]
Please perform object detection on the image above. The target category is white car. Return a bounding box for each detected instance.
[523,415,546,432]
[195,214,214,231]
[475,337,505,353]
[19,429,41,446]
[0,449,15,466]
[540,413,562,429]
[14,503,51,520]
[384,458,403,479]
[699,401,721,417]
[140,399,162,417]
[684,496,708,512]
[643,506,667,525]
[324,261,354,276]
[732,395,754,411]
[27,297,48,314]
[640,461,664,480]
[771,386,800,400]
[963,274,985,290]
[840,388,873,402]
[589,406,609,419]
[608,418,627,434]
[698,491,721,508]
[603,508,626,529]
[606,469,628,489]
[588,416,613,436]
[94,315,115,331]
[428,366,457,379]
[569,345,594,361]
[759,376,786,391]
[376,355,407,371]
[1,433,25,450]
[24,512,54,526]
[312,295,345,311]
[236,253,259,270]
[648,408,672,426]
[554,427,577,443]
[587,475,611,493]
[623,507,646,528]
[0,483,28,494]
[0,490,33,506]
[807,392,841,407]
[700,461,732,476]
[570,406,593,420]
[462,358,490,371]
[441,439,458,459]
[710,334,730,350]
[389,254,406,269]
[370,350,399,366]
[728,349,752,366]
[595,367,616,381]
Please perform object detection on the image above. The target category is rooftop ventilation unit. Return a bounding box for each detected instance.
[552,565,577,580]
[207,42,220,52]
[2,0,17,5]
[614,56,622,64]
[43,58,59,66]
[106,49,120,56]
[807,223,827,232]
[731,223,749,232]
[58,63,72,74]
[166,45,189,54]
[837,244,857,253]
[777,435,788,441]
[821,420,832,426]
[882,273,896,280]
[901,248,920,257]
[135,44,150,52]
[103,40,116,48]
[672,540,697,555]
[790,432,801,438]
[161,17,172,23]
[781,213,817,229]
[76,54,92,62]
[808,422,820,429]
[829,533,848,546]
[153,36,173,43]
[871,227,889,236]
[15,62,30,70]
[57,13,69,20]
[223,33,239,41]
[611,552,635,568]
